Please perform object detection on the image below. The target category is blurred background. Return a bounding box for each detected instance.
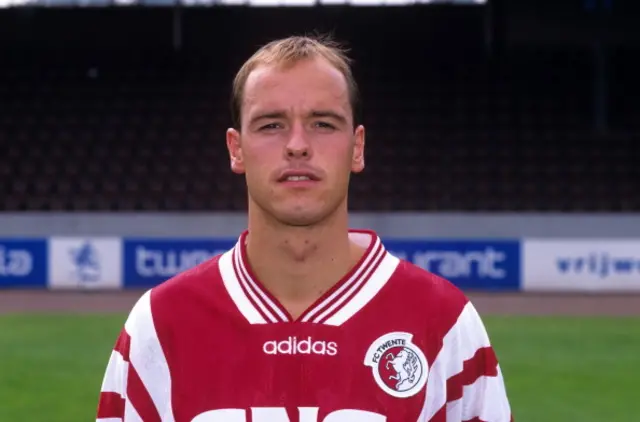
[0,0,639,420]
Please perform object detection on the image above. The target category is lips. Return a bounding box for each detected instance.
[277,170,321,183]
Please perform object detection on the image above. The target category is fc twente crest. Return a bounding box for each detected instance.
[363,332,429,399]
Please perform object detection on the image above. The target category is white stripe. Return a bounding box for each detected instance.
[445,397,463,420]
[313,244,385,323]
[446,367,511,421]
[100,350,128,397]
[97,418,122,422]
[324,253,399,326]
[235,246,288,322]
[124,399,144,422]
[125,290,175,422]
[302,236,382,323]
[418,302,492,421]
[218,249,267,324]
[233,247,280,323]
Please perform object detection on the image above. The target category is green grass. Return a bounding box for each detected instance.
[0,315,638,421]
[0,314,125,422]
[486,316,640,421]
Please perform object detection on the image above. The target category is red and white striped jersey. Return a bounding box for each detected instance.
[96,230,513,422]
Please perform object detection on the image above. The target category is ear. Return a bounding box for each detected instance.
[351,124,365,173]
[226,128,245,174]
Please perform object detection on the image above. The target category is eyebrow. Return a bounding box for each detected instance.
[249,111,288,126]
[309,110,348,125]
[248,109,348,126]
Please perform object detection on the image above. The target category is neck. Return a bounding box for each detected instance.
[245,203,362,319]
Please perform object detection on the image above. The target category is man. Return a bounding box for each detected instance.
[96,35,513,422]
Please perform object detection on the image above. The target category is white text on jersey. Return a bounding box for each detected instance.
[192,407,386,421]
[262,336,338,356]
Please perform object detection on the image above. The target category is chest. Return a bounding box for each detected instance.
[166,322,431,422]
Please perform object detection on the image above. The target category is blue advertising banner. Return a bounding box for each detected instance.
[0,238,48,288]
[383,239,521,290]
[122,237,521,291]
[123,238,236,288]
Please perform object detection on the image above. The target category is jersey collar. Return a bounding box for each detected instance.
[218,229,399,326]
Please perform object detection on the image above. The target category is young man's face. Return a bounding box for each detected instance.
[226,57,365,227]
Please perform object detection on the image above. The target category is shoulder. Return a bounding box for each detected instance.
[381,255,478,335]
[124,253,225,325]
[122,252,228,344]
[390,256,470,312]
[387,256,495,352]
[151,253,224,301]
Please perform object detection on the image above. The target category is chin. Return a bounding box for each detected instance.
[268,199,338,227]
[251,194,345,227]
[273,209,328,227]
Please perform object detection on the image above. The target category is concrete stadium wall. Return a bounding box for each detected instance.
[1,212,639,238]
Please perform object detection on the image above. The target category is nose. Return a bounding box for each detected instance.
[284,123,312,160]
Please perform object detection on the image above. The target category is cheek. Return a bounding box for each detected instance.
[243,148,281,196]
[243,141,279,170]
[323,143,353,172]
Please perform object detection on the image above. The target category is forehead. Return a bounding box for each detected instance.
[242,57,351,118]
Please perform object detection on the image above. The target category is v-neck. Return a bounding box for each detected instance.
[219,229,399,326]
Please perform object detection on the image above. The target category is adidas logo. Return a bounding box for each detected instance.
[262,336,338,356]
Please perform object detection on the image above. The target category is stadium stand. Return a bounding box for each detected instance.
[0,8,638,213]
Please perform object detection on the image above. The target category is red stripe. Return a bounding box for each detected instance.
[447,346,499,403]
[463,414,514,421]
[114,330,131,361]
[97,392,125,419]
[235,246,286,322]
[127,363,161,422]
[307,240,384,323]
[96,329,131,419]
[429,407,512,422]
[232,247,275,323]
[427,405,446,422]
[429,405,512,422]
[237,233,292,321]
[238,242,293,322]
[297,235,383,323]
[462,417,514,422]
[315,246,386,324]
[463,417,514,422]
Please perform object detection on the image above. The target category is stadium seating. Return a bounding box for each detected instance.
[0,41,638,212]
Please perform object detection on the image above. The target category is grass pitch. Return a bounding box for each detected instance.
[0,314,638,421]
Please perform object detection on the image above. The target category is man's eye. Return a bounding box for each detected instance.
[260,123,281,130]
[315,121,335,129]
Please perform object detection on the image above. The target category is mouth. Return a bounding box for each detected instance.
[277,171,320,183]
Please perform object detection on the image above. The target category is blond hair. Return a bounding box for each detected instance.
[230,34,361,129]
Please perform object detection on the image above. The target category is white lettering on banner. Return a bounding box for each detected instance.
[191,407,386,422]
[0,248,33,277]
[523,240,640,292]
[404,248,506,279]
[262,336,338,356]
[135,247,224,277]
